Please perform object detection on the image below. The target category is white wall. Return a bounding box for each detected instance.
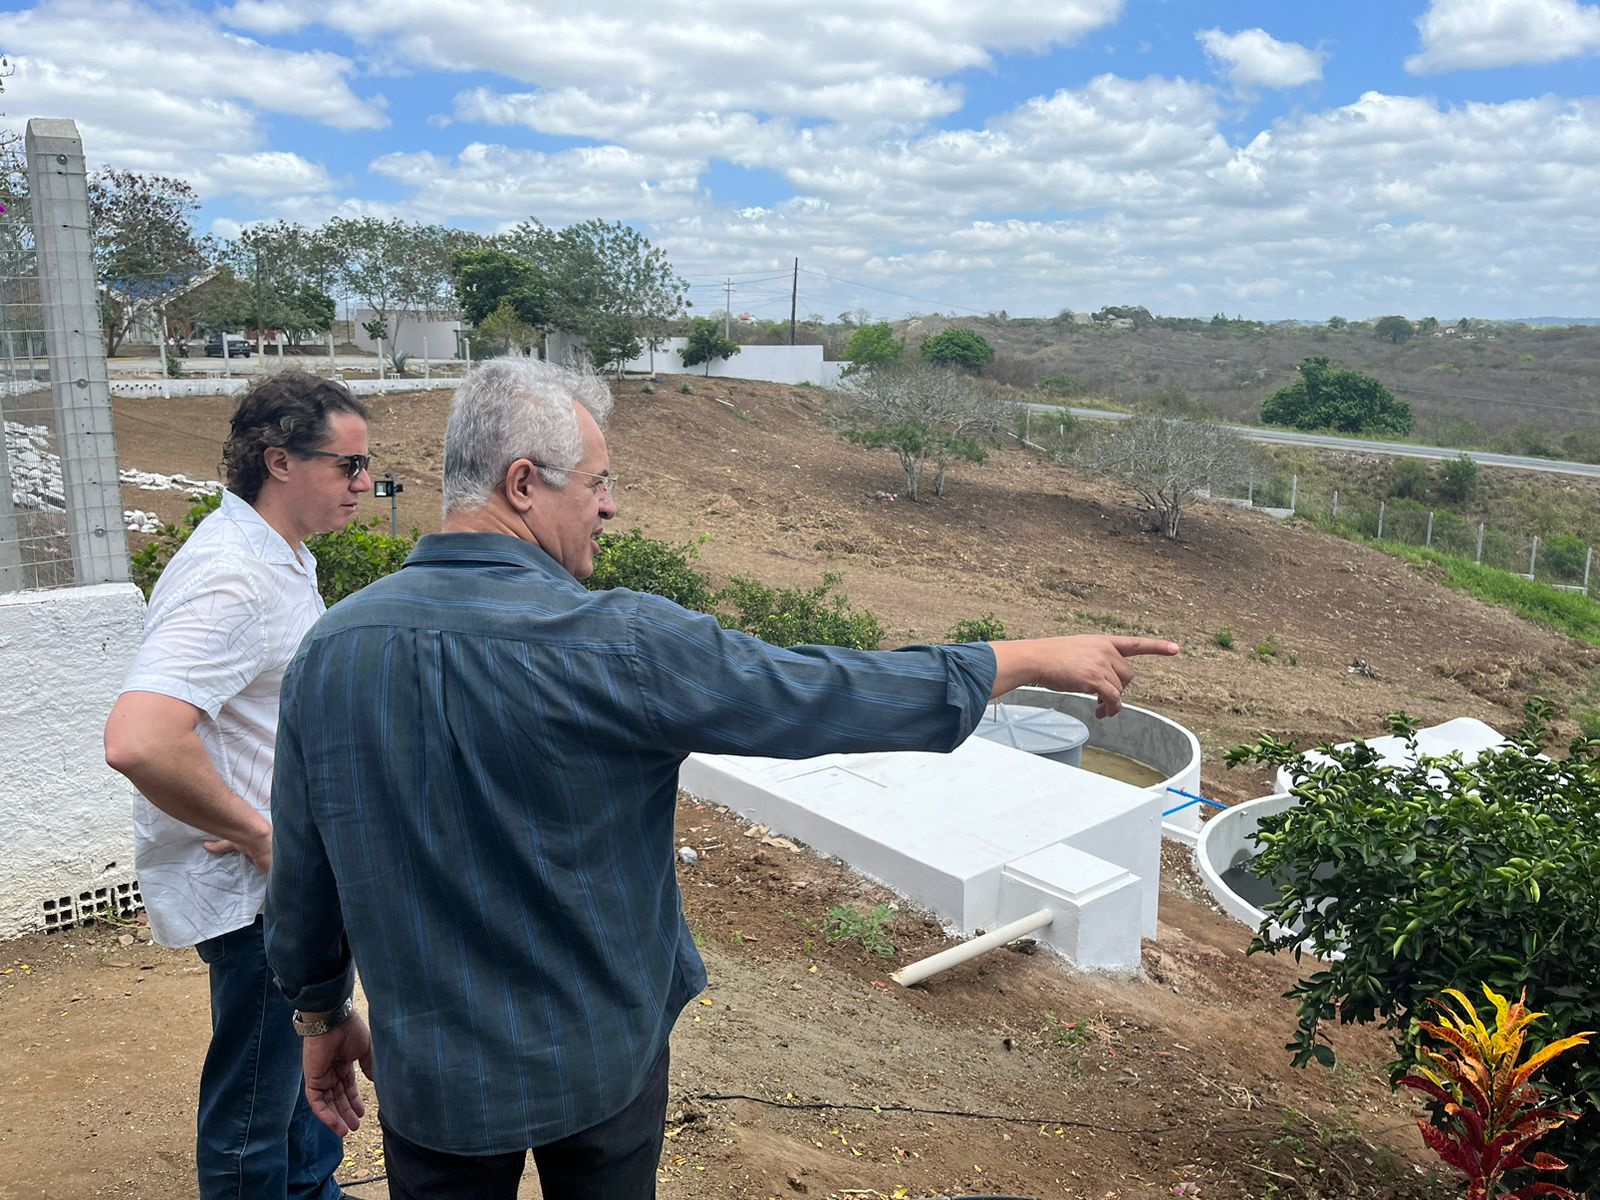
[352,309,465,360]
[0,583,145,939]
[546,332,849,387]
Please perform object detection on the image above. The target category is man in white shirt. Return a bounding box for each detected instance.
[104,371,373,1200]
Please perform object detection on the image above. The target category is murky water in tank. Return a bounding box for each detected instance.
[1078,746,1166,788]
[1218,861,1284,912]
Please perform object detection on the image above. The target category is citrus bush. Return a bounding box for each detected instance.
[131,493,415,608]
[1226,703,1600,1188]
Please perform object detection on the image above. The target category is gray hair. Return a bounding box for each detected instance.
[442,357,614,516]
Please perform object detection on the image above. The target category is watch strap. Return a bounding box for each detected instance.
[292,995,355,1037]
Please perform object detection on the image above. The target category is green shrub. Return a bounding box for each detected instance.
[679,381,693,395]
[1389,457,1430,500]
[585,528,715,612]
[1437,453,1477,502]
[1542,534,1590,585]
[1226,704,1600,1187]
[131,492,415,608]
[1214,626,1235,649]
[946,613,1006,642]
[716,572,885,649]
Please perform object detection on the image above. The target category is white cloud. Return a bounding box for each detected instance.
[1407,0,1600,73]
[1197,28,1325,89]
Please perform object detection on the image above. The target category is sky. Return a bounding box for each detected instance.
[2,0,1598,322]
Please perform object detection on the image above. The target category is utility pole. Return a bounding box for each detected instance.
[253,245,265,357]
[790,258,798,345]
[723,278,733,339]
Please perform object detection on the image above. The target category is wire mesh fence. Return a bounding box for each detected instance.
[1210,470,1596,595]
[0,195,75,590]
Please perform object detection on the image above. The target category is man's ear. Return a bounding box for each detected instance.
[263,446,292,482]
[504,458,538,513]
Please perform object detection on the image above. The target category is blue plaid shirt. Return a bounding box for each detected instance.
[266,532,995,1155]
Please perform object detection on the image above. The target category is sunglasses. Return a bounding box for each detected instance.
[300,449,372,479]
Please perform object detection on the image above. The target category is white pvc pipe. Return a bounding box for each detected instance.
[890,908,1053,987]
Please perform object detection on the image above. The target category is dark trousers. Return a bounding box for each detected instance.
[194,915,345,1200]
[380,1045,670,1200]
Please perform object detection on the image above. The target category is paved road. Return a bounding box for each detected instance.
[1023,402,1600,480]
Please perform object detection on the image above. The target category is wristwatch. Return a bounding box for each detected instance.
[292,995,355,1037]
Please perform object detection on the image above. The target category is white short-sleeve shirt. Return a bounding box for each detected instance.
[121,490,324,948]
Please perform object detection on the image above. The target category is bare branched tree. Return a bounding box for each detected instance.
[1074,416,1257,539]
[831,363,1010,500]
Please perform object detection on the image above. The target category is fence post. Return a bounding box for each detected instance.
[1332,490,1339,520]
[423,334,430,382]
[1290,474,1298,512]
[1584,547,1593,595]
[327,329,336,375]
[1377,500,1386,540]
[1247,472,1254,506]
[1476,523,1485,563]
[1025,407,1031,441]
[1426,511,1434,548]
[377,336,385,382]
[25,118,130,585]
[464,337,472,375]
[1529,535,1539,579]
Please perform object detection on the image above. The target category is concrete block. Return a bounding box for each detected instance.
[999,843,1144,972]
[679,731,1165,964]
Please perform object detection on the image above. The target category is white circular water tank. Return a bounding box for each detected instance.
[974,704,1090,766]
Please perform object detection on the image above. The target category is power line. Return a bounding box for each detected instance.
[797,267,991,316]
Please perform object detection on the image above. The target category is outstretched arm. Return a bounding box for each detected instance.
[989,635,1180,718]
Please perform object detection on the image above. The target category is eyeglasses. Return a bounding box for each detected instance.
[300,449,372,480]
[534,462,619,499]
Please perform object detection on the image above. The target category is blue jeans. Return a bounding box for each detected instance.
[194,915,344,1200]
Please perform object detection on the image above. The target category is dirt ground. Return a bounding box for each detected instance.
[5,376,1595,1198]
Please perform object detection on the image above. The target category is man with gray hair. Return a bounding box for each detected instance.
[265,357,1178,1200]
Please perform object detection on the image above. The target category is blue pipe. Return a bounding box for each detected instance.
[1161,786,1227,818]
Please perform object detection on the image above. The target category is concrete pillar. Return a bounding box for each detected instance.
[0,417,22,591]
[1426,511,1434,548]
[1530,535,1539,578]
[1377,501,1386,540]
[25,118,129,585]
[1476,522,1485,564]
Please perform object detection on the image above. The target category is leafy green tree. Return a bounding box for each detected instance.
[168,267,254,337]
[88,169,210,356]
[841,322,903,373]
[320,218,480,351]
[472,300,542,357]
[1438,453,1478,502]
[1375,315,1416,344]
[226,221,337,344]
[451,247,548,328]
[919,327,995,372]
[681,317,740,376]
[1327,315,1347,329]
[499,218,686,375]
[1262,357,1413,436]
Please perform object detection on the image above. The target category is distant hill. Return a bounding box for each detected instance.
[1507,317,1600,327]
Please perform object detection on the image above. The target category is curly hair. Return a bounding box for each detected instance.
[222,372,370,503]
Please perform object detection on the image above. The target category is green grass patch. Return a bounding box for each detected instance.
[1371,540,1600,646]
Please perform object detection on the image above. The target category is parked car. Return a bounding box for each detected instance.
[203,334,252,357]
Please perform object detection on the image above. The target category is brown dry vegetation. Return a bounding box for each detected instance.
[4,376,1597,1199]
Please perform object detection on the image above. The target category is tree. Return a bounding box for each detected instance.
[320,218,477,351]
[472,299,541,357]
[1390,457,1430,500]
[499,218,686,375]
[1375,315,1416,344]
[167,266,255,335]
[226,222,336,344]
[1327,315,1347,329]
[920,327,995,372]
[832,363,1008,500]
[841,322,903,373]
[1075,416,1256,539]
[451,247,547,328]
[88,170,210,356]
[680,317,740,376]
[1261,357,1413,436]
